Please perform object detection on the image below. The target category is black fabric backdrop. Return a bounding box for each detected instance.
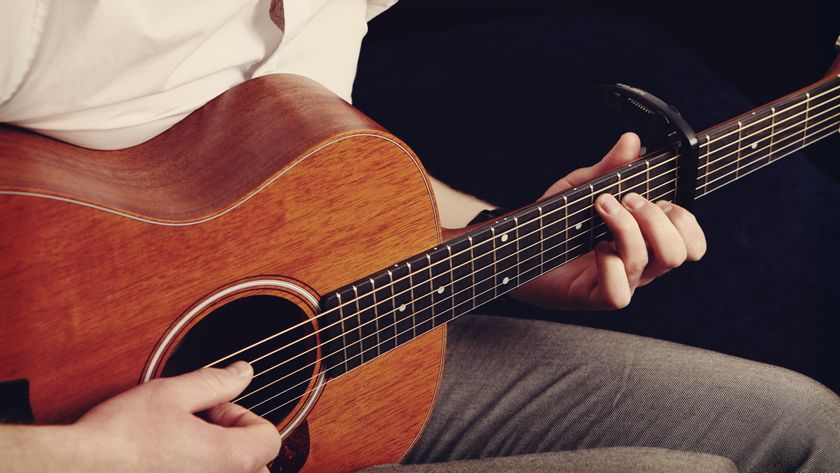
[352,3,840,395]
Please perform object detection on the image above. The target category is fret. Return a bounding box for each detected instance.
[428,247,453,325]
[491,218,518,294]
[538,197,567,273]
[806,81,838,146]
[644,159,651,198]
[802,92,811,145]
[736,108,774,177]
[338,289,362,372]
[589,171,619,239]
[449,238,474,316]
[620,160,648,202]
[700,134,711,194]
[768,107,777,164]
[469,228,496,307]
[735,121,743,179]
[646,151,678,202]
[390,264,412,346]
[704,122,739,189]
[318,292,348,376]
[372,271,396,353]
[771,94,808,163]
[564,186,592,255]
[354,279,377,363]
[408,254,434,336]
[515,207,542,283]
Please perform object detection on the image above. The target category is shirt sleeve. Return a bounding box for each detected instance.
[0,0,50,107]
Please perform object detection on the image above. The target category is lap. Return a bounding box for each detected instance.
[400,316,840,473]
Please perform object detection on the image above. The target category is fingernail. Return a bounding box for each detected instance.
[657,201,674,213]
[225,361,252,378]
[599,194,620,215]
[623,193,645,210]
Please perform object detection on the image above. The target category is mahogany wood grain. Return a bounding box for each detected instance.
[0,74,445,471]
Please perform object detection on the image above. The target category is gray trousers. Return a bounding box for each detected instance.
[360,316,840,473]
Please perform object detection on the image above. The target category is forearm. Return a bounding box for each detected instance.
[429,176,495,229]
[0,424,117,473]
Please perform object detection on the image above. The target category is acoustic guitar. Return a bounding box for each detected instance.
[1,55,838,472]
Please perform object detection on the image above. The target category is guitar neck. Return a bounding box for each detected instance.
[317,74,840,379]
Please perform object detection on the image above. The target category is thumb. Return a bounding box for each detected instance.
[542,132,641,198]
[149,361,254,413]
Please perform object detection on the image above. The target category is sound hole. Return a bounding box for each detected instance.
[162,295,318,425]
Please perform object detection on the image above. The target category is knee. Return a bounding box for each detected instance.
[747,368,840,471]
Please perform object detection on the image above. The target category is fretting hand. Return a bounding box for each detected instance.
[511,133,707,310]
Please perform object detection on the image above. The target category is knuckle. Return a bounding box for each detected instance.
[197,368,229,393]
[659,247,687,269]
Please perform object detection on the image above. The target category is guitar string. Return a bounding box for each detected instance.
[234,174,682,404]
[250,184,682,418]
[208,109,840,379]
[238,120,839,409]
[202,154,680,369]
[251,123,839,420]
[701,81,839,147]
[240,163,678,377]
[234,173,676,407]
[697,112,840,192]
[697,95,840,171]
[245,181,678,414]
[699,98,839,171]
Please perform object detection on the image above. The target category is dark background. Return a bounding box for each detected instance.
[353,1,840,394]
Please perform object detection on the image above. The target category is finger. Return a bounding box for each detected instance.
[543,132,641,197]
[591,241,633,309]
[622,193,687,278]
[595,193,648,287]
[150,361,254,413]
[656,201,707,261]
[207,402,282,471]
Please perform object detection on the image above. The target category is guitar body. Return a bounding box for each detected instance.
[0,75,445,473]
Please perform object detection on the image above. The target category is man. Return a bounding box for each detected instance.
[1,1,838,472]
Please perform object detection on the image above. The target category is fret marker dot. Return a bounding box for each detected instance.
[501,233,509,242]
[437,287,445,294]
[502,277,510,285]
[751,142,757,150]
[398,304,406,312]
[575,223,583,231]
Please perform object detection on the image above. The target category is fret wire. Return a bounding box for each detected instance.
[703,81,839,147]
[735,121,744,179]
[588,184,595,250]
[251,182,684,419]
[513,216,521,284]
[538,205,546,273]
[337,292,349,373]
[490,226,499,298]
[446,244,456,323]
[352,285,363,363]
[210,98,840,373]
[769,107,776,164]
[703,134,711,194]
[468,236,476,309]
[205,154,682,370]
[698,116,838,196]
[370,277,381,357]
[700,95,840,171]
[803,92,811,145]
[561,196,569,268]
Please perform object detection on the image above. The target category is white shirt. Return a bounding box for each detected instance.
[0,0,395,150]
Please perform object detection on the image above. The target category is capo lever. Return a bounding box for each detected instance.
[598,83,699,209]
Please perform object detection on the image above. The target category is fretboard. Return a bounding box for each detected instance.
[318,74,840,379]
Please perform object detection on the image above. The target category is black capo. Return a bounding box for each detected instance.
[599,83,699,210]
